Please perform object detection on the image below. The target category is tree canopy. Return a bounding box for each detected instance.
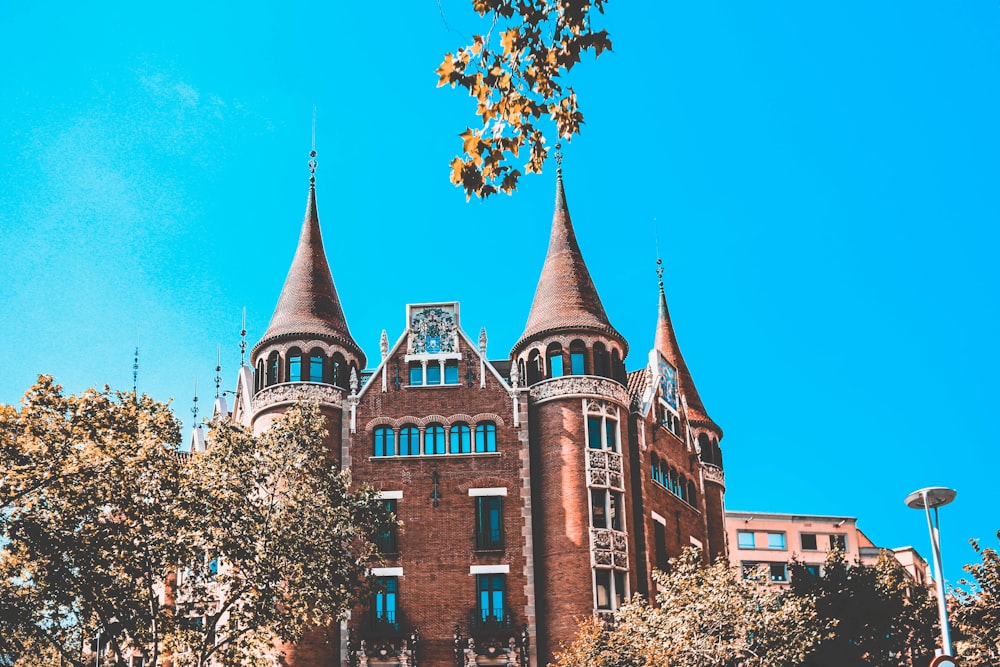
[0,377,393,667]
[787,549,937,667]
[950,530,1000,666]
[554,549,821,667]
[438,0,612,199]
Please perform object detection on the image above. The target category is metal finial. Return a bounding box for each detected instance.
[215,345,222,399]
[239,307,248,367]
[656,257,664,287]
[132,329,140,399]
[308,150,317,187]
[192,378,200,425]
[554,142,563,176]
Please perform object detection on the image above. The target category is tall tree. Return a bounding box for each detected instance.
[554,549,821,667]
[787,549,937,667]
[0,377,394,667]
[949,530,1000,666]
[438,0,612,199]
[1,377,184,667]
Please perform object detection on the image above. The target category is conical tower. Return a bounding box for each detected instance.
[654,275,726,560]
[513,167,634,665]
[249,152,365,437]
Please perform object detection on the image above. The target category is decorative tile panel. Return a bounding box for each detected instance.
[407,304,458,355]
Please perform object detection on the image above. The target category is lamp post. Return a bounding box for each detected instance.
[905,486,957,661]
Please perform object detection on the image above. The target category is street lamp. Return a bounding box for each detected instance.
[905,486,957,662]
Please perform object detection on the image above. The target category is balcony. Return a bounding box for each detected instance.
[251,381,344,412]
[529,375,630,406]
[461,610,528,666]
[350,612,418,667]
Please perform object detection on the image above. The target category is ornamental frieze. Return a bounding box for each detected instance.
[251,382,344,411]
[529,376,629,405]
[703,463,726,487]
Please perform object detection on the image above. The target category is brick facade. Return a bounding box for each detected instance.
[229,166,727,666]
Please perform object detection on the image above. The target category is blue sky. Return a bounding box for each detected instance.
[1,1,997,586]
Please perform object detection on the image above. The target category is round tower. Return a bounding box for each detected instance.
[654,278,726,562]
[512,169,632,666]
[249,153,366,452]
[247,154,365,666]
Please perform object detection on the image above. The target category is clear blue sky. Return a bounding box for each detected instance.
[1,1,997,586]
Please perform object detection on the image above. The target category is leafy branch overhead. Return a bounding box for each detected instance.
[438,0,611,199]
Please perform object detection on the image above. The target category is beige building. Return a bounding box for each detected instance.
[725,511,931,587]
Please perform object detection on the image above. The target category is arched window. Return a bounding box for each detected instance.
[714,440,724,468]
[587,414,618,451]
[517,359,525,386]
[256,360,264,392]
[308,349,325,383]
[659,460,669,488]
[332,353,348,389]
[593,342,610,378]
[374,427,395,457]
[678,474,687,501]
[424,423,445,455]
[687,480,697,504]
[267,352,280,386]
[547,343,564,378]
[527,350,542,385]
[475,421,497,453]
[450,423,471,454]
[398,425,419,456]
[698,433,713,465]
[569,340,587,375]
[651,453,660,484]
[611,348,623,383]
[287,347,304,382]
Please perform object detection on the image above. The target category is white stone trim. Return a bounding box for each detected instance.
[468,487,508,497]
[379,490,403,500]
[470,564,509,575]
[690,536,704,549]
[651,510,667,526]
[370,567,403,577]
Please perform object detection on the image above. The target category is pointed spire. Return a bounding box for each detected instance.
[514,162,624,353]
[256,152,363,361]
[655,260,712,425]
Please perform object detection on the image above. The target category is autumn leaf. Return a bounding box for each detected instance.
[438,0,613,199]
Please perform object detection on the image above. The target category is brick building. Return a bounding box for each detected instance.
[228,157,728,666]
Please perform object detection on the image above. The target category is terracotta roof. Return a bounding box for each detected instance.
[627,368,650,403]
[655,284,715,427]
[254,180,363,362]
[513,174,625,353]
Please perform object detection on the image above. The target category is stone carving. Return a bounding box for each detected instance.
[593,550,613,566]
[589,469,608,487]
[608,455,622,472]
[591,527,629,569]
[703,463,726,487]
[380,329,389,359]
[591,528,612,550]
[608,473,623,489]
[529,376,629,405]
[588,449,608,470]
[509,360,520,388]
[251,382,343,411]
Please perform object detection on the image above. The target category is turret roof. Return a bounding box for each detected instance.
[254,171,362,361]
[655,282,713,426]
[513,173,625,353]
